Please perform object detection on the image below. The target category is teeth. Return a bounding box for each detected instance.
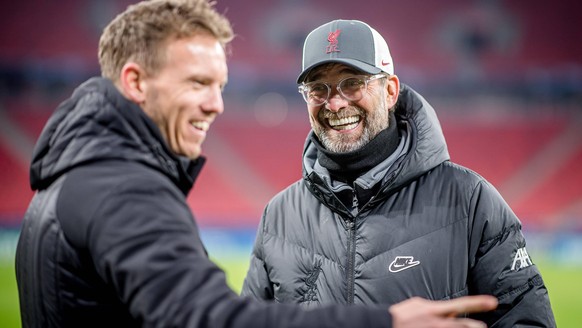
[191,121,209,132]
[328,115,360,128]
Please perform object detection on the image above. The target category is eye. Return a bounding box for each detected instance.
[308,83,327,94]
[342,77,364,90]
[189,79,205,89]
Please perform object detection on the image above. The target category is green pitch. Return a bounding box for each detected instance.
[1,257,579,327]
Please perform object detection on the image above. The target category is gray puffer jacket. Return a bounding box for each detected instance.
[242,84,555,327]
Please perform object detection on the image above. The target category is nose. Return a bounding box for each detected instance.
[325,89,348,112]
[202,85,224,115]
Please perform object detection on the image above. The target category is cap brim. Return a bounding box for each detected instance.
[297,59,381,83]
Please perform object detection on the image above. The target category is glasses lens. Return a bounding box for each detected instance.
[338,77,366,101]
[304,82,329,105]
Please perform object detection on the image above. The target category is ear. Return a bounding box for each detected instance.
[385,74,400,108]
[118,62,148,104]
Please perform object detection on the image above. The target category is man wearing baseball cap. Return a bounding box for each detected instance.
[242,19,555,327]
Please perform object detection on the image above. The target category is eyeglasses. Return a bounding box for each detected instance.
[298,74,387,106]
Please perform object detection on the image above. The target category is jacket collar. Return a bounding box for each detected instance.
[302,83,449,215]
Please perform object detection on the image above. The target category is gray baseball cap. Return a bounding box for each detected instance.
[297,19,394,83]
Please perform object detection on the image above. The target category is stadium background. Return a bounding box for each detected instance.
[0,0,581,326]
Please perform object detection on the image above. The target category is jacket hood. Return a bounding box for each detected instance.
[302,83,449,211]
[388,83,450,188]
[30,77,204,194]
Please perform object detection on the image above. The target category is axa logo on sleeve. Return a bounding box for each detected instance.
[511,247,533,271]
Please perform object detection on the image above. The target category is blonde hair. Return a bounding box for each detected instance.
[98,0,233,81]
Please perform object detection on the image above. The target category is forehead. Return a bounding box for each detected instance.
[306,63,365,82]
[161,34,228,82]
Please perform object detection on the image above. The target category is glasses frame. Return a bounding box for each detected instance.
[298,73,387,106]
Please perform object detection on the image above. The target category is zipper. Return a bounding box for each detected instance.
[346,218,356,304]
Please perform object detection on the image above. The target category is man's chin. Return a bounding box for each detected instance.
[174,146,201,160]
[186,150,202,160]
[322,138,360,153]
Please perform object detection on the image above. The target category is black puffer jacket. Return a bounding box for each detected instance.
[242,84,556,327]
[15,77,392,328]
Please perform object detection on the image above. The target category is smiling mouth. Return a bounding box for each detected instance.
[191,121,210,132]
[327,115,361,130]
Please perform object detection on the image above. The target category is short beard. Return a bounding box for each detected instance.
[314,103,389,153]
[316,121,372,153]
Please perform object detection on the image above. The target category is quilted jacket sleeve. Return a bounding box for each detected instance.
[467,180,556,327]
[83,172,393,328]
[240,206,275,300]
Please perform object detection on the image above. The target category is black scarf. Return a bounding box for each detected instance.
[311,111,399,184]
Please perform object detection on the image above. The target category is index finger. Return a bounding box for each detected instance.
[434,295,498,317]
